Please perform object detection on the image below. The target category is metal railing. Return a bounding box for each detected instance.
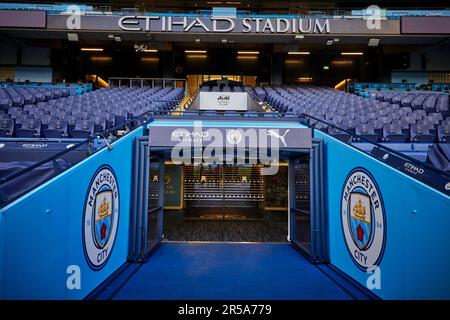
[0,107,167,207]
[301,113,450,182]
[1,105,448,207]
[3,2,450,20]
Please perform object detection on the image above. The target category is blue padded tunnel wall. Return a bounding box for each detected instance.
[0,127,143,299]
[317,130,450,300]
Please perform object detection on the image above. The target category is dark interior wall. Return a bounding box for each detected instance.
[51,46,163,82]
[52,46,387,86]
[41,44,445,86]
[283,52,364,86]
[52,47,272,83]
[173,48,271,83]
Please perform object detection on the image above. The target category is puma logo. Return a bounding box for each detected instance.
[267,129,290,147]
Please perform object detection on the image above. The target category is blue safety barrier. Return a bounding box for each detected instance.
[349,83,417,96]
[432,83,450,93]
[317,130,450,299]
[0,2,93,13]
[0,126,143,299]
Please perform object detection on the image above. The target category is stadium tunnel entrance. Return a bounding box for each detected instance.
[128,117,327,263]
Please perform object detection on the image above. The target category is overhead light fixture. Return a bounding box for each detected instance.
[226,1,242,4]
[107,34,114,39]
[141,57,159,62]
[237,51,259,55]
[237,56,258,59]
[369,38,380,47]
[81,48,103,52]
[90,56,112,62]
[333,38,340,42]
[185,50,207,53]
[114,36,122,42]
[285,60,304,64]
[341,52,364,56]
[288,51,310,55]
[332,60,353,65]
[67,33,78,42]
[143,49,158,53]
[323,65,330,70]
[326,40,334,46]
[206,1,222,4]
[294,34,304,40]
[195,38,201,44]
[186,55,207,59]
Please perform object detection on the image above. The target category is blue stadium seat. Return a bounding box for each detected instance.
[71,120,95,138]
[15,119,42,138]
[355,124,379,143]
[437,125,450,143]
[43,120,69,138]
[0,119,14,137]
[383,124,407,143]
[410,125,435,143]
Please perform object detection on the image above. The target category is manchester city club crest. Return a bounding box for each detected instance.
[83,165,120,270]
[341,168,386,271]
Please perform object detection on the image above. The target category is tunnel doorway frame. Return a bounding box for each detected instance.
[129,131,327,264]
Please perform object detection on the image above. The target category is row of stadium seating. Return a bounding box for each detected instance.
[251,85,450,143]
[0,86,184,138]
[0,87,71,110]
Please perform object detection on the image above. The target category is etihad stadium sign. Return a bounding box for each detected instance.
[118,16,331,34]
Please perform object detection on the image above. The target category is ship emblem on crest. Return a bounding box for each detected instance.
[350,195,373,250]
[94,191,113,249]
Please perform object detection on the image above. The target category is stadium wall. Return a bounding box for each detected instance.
[317,130,450,300]
[0,127,144,299]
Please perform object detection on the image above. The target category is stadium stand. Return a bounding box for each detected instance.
[0,86,184,138]
[255,85,450,144]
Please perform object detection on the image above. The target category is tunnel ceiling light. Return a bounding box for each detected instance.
[81,48,103,52]
[237,51,259,55]
[341,52,364,55]
[326,40,333,46]
[185,50,207,53]
[143,49,158,52]
[294,34,304,39]
[288,51,310,55]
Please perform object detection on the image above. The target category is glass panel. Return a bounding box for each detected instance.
[292,157,311,254]
[147,157,162,251]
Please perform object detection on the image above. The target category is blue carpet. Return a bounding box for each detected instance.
[111,243,354,300]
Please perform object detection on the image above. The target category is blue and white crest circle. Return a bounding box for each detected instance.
[83,165,120,270]
[341,168,386,271]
